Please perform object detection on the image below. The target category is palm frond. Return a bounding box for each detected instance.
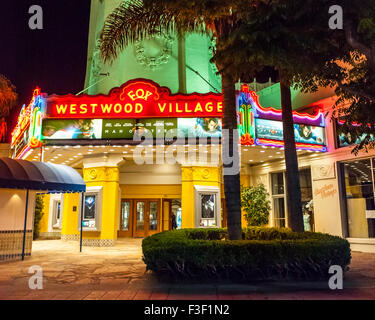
[99,0,206,64]
[0,75,17,118]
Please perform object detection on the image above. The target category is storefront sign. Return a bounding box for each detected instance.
[41,117,222,140]
[237,84,327,151]
[336,119,375,148]
[255,119,325,146]
[46,79,223,119]
[11,88,44,158]
[314,184,337,199]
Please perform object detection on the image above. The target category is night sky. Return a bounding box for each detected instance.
[0,1,277,142]
[0,0,91,140]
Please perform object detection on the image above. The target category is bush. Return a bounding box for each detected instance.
[241,184,271,226]
[142,227,351,281]
[33,195,44,240]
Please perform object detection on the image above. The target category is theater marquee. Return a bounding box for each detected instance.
[46,79,223,119]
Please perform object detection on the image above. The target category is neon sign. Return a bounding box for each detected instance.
[11,87,44,158]
[46,79,223,119]
[238,84,327,152]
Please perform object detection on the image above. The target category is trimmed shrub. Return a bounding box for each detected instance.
[142,227,351,281]
[241,184,271,226]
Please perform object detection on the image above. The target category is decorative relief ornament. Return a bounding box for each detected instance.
[201,168,210,180]
[87,169,97,180]
[105,167,120,181]
[90,39,103,85]
[209,37,221,80]
[312,164,336,181]
[181,167,193,181]
[134,33,173,70]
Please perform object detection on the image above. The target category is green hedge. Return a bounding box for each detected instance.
[142,227,351,281]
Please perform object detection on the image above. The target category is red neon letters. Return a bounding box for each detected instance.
[46,79,223,119]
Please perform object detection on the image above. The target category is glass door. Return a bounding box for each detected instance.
[119,200,133,237]
[148,200,160,236]
[132,199,160,237]
[271,172,287,227]
[134,200,146,237]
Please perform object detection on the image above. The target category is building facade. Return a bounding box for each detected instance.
[9,0,375,252]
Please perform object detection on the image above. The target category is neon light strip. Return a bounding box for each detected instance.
[239,89,325,127]
[17,145,31,160]
[256,138,326,152]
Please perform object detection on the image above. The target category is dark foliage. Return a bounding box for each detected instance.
[142,227,351,281]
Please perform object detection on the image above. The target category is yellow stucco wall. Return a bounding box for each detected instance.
[61,193,80,236]
[121,185,181,199]
[83,167,120,240]
[38,194,50,233]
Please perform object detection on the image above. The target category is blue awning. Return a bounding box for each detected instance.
[0,157,86,193]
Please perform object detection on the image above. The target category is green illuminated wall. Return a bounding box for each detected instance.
[84,0,221,96]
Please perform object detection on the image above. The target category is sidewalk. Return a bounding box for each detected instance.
[0,239,374,300]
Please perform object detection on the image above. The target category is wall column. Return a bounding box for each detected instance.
[181,165,221,228]
[82,165,120,246]
[60,154,124,247]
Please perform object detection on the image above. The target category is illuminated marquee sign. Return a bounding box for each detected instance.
[46,79,223,119]
[11,88,44,159]
[41,117,222,140]
[11,79,327,159]
[238,84,327,152]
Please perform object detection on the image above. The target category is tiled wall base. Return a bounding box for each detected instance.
[0,230,32,262]
[61,234,80,241]
[61,234,115,247]
[38,232,61,240]
[82,239,115,247]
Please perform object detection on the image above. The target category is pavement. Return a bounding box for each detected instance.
[0,238,375,300]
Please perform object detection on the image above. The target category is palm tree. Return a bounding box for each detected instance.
[279,74,304,232]
[0,74,17,118]
[99,0,244,239]
[0,75,17,143]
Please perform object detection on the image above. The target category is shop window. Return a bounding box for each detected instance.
[49,193,63,231]
[79,186,103,231]
[171,199,182,229]
[136,201,145,231]
[194,186,220,228]
[52,200,62,229]
[300,168,314,232]
[341,159,375,238]
[271,172,287,227]
[149,201,158,231]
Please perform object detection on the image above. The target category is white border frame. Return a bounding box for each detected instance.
[78,186,103,232]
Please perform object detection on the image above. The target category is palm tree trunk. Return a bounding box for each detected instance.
[221,72,242,240]
[279,71,304,232]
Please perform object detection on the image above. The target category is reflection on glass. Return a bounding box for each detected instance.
[84,195,96,219]
[149,202,158,231]
[136,202,144,231]
[271,173,284,195]
[273,197,286,227]
[343,159,375,238]
[200,194,216,227]
[201,195,215,218]
[121,202,130,231]
[53,200,61,229]
[171,199,182,229]
[56,202,61,220]
[300,169,314,232]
